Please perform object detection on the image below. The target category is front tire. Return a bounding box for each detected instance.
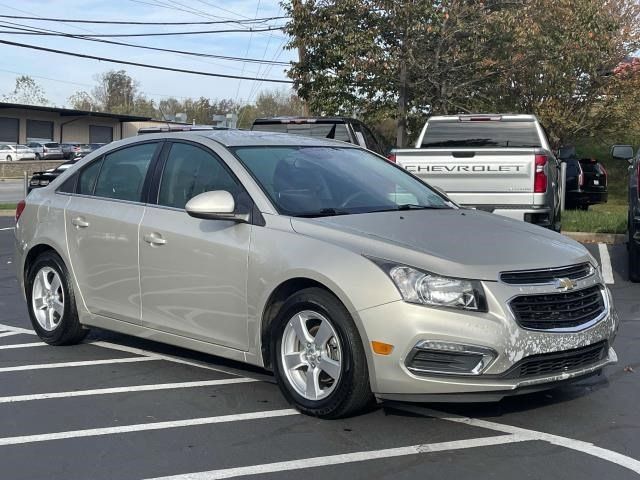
[272,288,373,418]
[6,155,11,162]
[26,251,88,345]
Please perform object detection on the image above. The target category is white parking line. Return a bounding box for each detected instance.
[598,243,615,284]
[0,332,22,338]
[0,227,14,231]
[0,342,46,350]
[0,377,257,404]
[0,356,158,373]
[0,324,36,335]
[146,434,530,480]
[0,409,298,446]
[410,407,640,476]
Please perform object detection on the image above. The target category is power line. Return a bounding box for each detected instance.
[0,39,293,83]
[0,21,290,65]
[0,13,288,25]
[0,25,284,37]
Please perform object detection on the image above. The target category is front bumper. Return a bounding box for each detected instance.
[357,275,618,401]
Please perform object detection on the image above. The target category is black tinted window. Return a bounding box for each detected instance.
[93,143,157,201]
[78,159,102,195]
[422,121,541,148]
[158,143,239,209]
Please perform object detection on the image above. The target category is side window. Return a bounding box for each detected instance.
[78,159,103,195]
[158,142,240,209]
[360,124,383,155]
[93,143,157,202]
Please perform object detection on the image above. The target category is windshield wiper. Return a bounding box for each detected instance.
[370,204,450,213]
[295,208,350,218]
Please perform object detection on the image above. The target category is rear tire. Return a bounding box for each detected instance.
[272,287,373,418]
[26,251,88,345]
[6,155,11,162]
[35,153,41,160]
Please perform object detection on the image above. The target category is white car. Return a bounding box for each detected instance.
[0,144,36,161]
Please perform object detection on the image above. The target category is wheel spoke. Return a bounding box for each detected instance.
[46,307,55,330]
[284,352,306,371]
[52,299,64,317]
[40,269,52,290]
[49,274,61,294]
[290,314,313,344]
[313,319,334,348]
[305,367,321,400]
[33,296,47,311]
[319,355,341,380]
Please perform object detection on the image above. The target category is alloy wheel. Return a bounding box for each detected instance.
[280,310,342,401]
[31,266,64,331]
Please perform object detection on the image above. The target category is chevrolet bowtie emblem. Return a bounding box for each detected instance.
[554,277,577,291]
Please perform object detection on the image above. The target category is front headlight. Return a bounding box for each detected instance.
[369,259,487,312]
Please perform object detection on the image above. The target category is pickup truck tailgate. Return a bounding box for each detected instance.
[396,148,535,206]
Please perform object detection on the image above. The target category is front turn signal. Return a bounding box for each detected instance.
[372,341,394,355]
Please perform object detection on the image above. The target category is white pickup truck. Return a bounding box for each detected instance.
[391,114,562,231]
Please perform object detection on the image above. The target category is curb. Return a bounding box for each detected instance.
[562,231,626,245]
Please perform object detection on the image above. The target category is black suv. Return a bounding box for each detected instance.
[611,144,639,282]
[558,147,608,210]
[251,117,388,156]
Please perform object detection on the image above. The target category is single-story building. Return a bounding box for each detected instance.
[0,102,152,145]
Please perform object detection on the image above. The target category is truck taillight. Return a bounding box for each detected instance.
[600,163,607,185]
[15,199,26,223]
[386,153,396,163]
[534,154,547,193]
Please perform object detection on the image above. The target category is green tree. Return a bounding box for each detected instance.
[2,75,50,106]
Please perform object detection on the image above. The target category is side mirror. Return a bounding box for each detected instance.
[185,190,249,223]
[611,144,634,161]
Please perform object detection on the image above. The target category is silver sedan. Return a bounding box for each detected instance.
[0,144,35,161]
[14,131,618,418]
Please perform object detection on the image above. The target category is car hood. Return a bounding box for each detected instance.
[290,208,592,281]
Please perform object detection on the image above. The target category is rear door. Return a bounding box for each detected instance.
[138,141,252,350]
[65,141,161,324]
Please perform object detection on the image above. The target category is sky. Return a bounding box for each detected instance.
[0,0,296,108]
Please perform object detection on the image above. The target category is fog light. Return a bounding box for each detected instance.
[406,340,496,376]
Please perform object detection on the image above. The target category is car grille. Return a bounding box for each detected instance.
[501,341,607,379]
[510,285,605,330]
[500,263,593,285]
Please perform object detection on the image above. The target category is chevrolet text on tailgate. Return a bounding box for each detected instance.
[393,114,562,231]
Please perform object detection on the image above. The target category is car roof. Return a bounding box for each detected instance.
[253,116,357,124]
[130,129,358,148]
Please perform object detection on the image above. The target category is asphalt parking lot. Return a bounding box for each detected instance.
[0,215,638,480]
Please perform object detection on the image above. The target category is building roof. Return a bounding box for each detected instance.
[0,102,152,122]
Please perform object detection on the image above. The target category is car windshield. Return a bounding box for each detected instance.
[233,146,453,217]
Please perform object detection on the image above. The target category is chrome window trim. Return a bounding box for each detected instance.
[54,191,147,207]
[506,284,609,333]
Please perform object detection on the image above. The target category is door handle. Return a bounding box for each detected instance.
[143,232,166,246]
[71,217,89,228]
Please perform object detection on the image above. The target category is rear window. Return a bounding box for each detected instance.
[45,142,60,148]
[422,120,541,148]
[252,122,352,143]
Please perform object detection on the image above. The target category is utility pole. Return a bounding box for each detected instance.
[291,0,310,116]
[397,60,407,148]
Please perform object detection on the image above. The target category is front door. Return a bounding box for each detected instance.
[65,141,159,323]
[139,141,251,350]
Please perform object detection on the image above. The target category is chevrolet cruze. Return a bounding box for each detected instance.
[15,131,618,418]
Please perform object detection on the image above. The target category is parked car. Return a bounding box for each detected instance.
[26,141,64,160]
[28,158,80,193]
[611,144,639,282]
[60,143,92,159]
[558,146,608,210]
[251,117,388,156]
[391,114,562,231]
[15,131,617,418]
[0,144,35,161]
